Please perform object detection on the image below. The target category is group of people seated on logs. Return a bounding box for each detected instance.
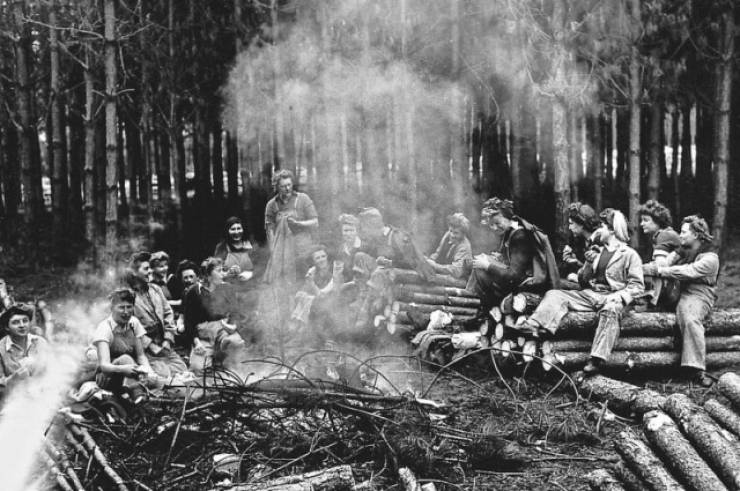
[0,167,721,402]
[467,197,719,387]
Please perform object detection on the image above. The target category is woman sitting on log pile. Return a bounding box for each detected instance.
[466,197,557,313]
[425,212,473,280]
[517,208,644,375]
[643,215,719,387]
[639,200,681,308]
[560,202,600,289]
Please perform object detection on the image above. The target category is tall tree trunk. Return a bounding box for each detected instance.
[569,109,581,201]
[552,0,570,250]
[3,120,21,219]
[158,129,172,203]
[212,121,224,203]
[647,103,662,201]
[0,129,6,219]
[83,45,96,248]
[49,2,69,241]
[68,66,84,239]
[226,133,239,210]
[104,0,119,261]
[628,0,642,248]
[13,0,43,226]
[590,113,604,211]
[671,108,680,219]
[117,122,128,220]
[270,0,284,170]
[712,3,734,250]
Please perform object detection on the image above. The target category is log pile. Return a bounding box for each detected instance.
[585,372,740,491]
[384,270,740,373]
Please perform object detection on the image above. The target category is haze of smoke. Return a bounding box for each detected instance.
[0,299,108,490]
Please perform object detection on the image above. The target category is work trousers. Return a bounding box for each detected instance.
[530,289,625,361]
[676,293,712,370]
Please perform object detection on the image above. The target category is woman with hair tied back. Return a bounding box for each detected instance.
[516,208,645,375]
[426,212,473,280]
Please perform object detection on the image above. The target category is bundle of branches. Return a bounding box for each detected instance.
[44,352,528,490]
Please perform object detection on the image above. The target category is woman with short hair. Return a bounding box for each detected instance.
[426,212,473,279]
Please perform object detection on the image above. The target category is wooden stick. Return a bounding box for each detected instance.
[42,452,75,491]
[219,464,355,490]
[69,425,128,491]
[45,439,85,491]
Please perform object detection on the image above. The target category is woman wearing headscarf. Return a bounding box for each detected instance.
[643,215,719,386]
[214,216,255,283]
[517,209,644,375]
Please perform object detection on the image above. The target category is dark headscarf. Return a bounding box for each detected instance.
[0,303,34,331]
[224,216,243,240]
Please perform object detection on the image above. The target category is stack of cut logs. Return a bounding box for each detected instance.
[386,269,740,372]
[583,372,740,491]
[386,269,478,336]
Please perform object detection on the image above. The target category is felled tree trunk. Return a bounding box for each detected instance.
[718,373,740,410]
[393,302,477,317]
[613,462,650,491]
[559,351,740,371]
[220,464,355,490]
[663,394,740,490]
[705,399,740,439]
[393,311,475,327]
[614,430,683,491]
[579,375,665,417]
[557,310,740,337]
[395,284,476,298]
[395,292,480,308]
[642,410,727,491]
[546,336,740,352]
[586,468,627,491]
[391,269,468,289]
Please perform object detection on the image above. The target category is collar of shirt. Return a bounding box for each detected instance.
[5,334,41,354]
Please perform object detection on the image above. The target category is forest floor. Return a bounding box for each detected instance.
[4,235,740,491]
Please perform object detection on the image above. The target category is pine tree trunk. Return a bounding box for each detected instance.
[615,430,684,491]
[226,133,239,209]
[158,129,172,203]
[590,114,604,210]
[68,70,84,238]
[104,0,119,261]
[13,0,43,226]
[95,116,107,238]
[49,2,69,241]
[647,103,662,201]
[671,109,680,219]
[569,109,580,201]
[680,101,693,217]
[117,122,128,221]
[628,0,642,248]
[212,121,224,203]
[83,44,96,248]
[3,122,21,219]
[712,3,734,250]
[552,0,571,250]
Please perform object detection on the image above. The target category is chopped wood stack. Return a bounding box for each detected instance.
[584,373,740,491]
[386,269,740,373]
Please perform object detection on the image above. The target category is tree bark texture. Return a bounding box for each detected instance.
[718,373,740,411]
[578,374,666,417]
[586,469,627,491]
[613,462,650,491]
[104,0,119,261]
[663,393,740,490]
[711,3,734,249]
[628,0,642,248]
[556,310,740,337]
[705,399,740,440]
[83,43,96,247]
[49,2,69,239]
[546,335,740,353]
[614,429,684,491]
[558,351,740,371]
[642,410,727,491]
[647,103,662,201]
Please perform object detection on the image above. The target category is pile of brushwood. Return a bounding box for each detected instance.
[39,351,570,491]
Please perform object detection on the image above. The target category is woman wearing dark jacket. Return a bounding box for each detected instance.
[214,216,255,283]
